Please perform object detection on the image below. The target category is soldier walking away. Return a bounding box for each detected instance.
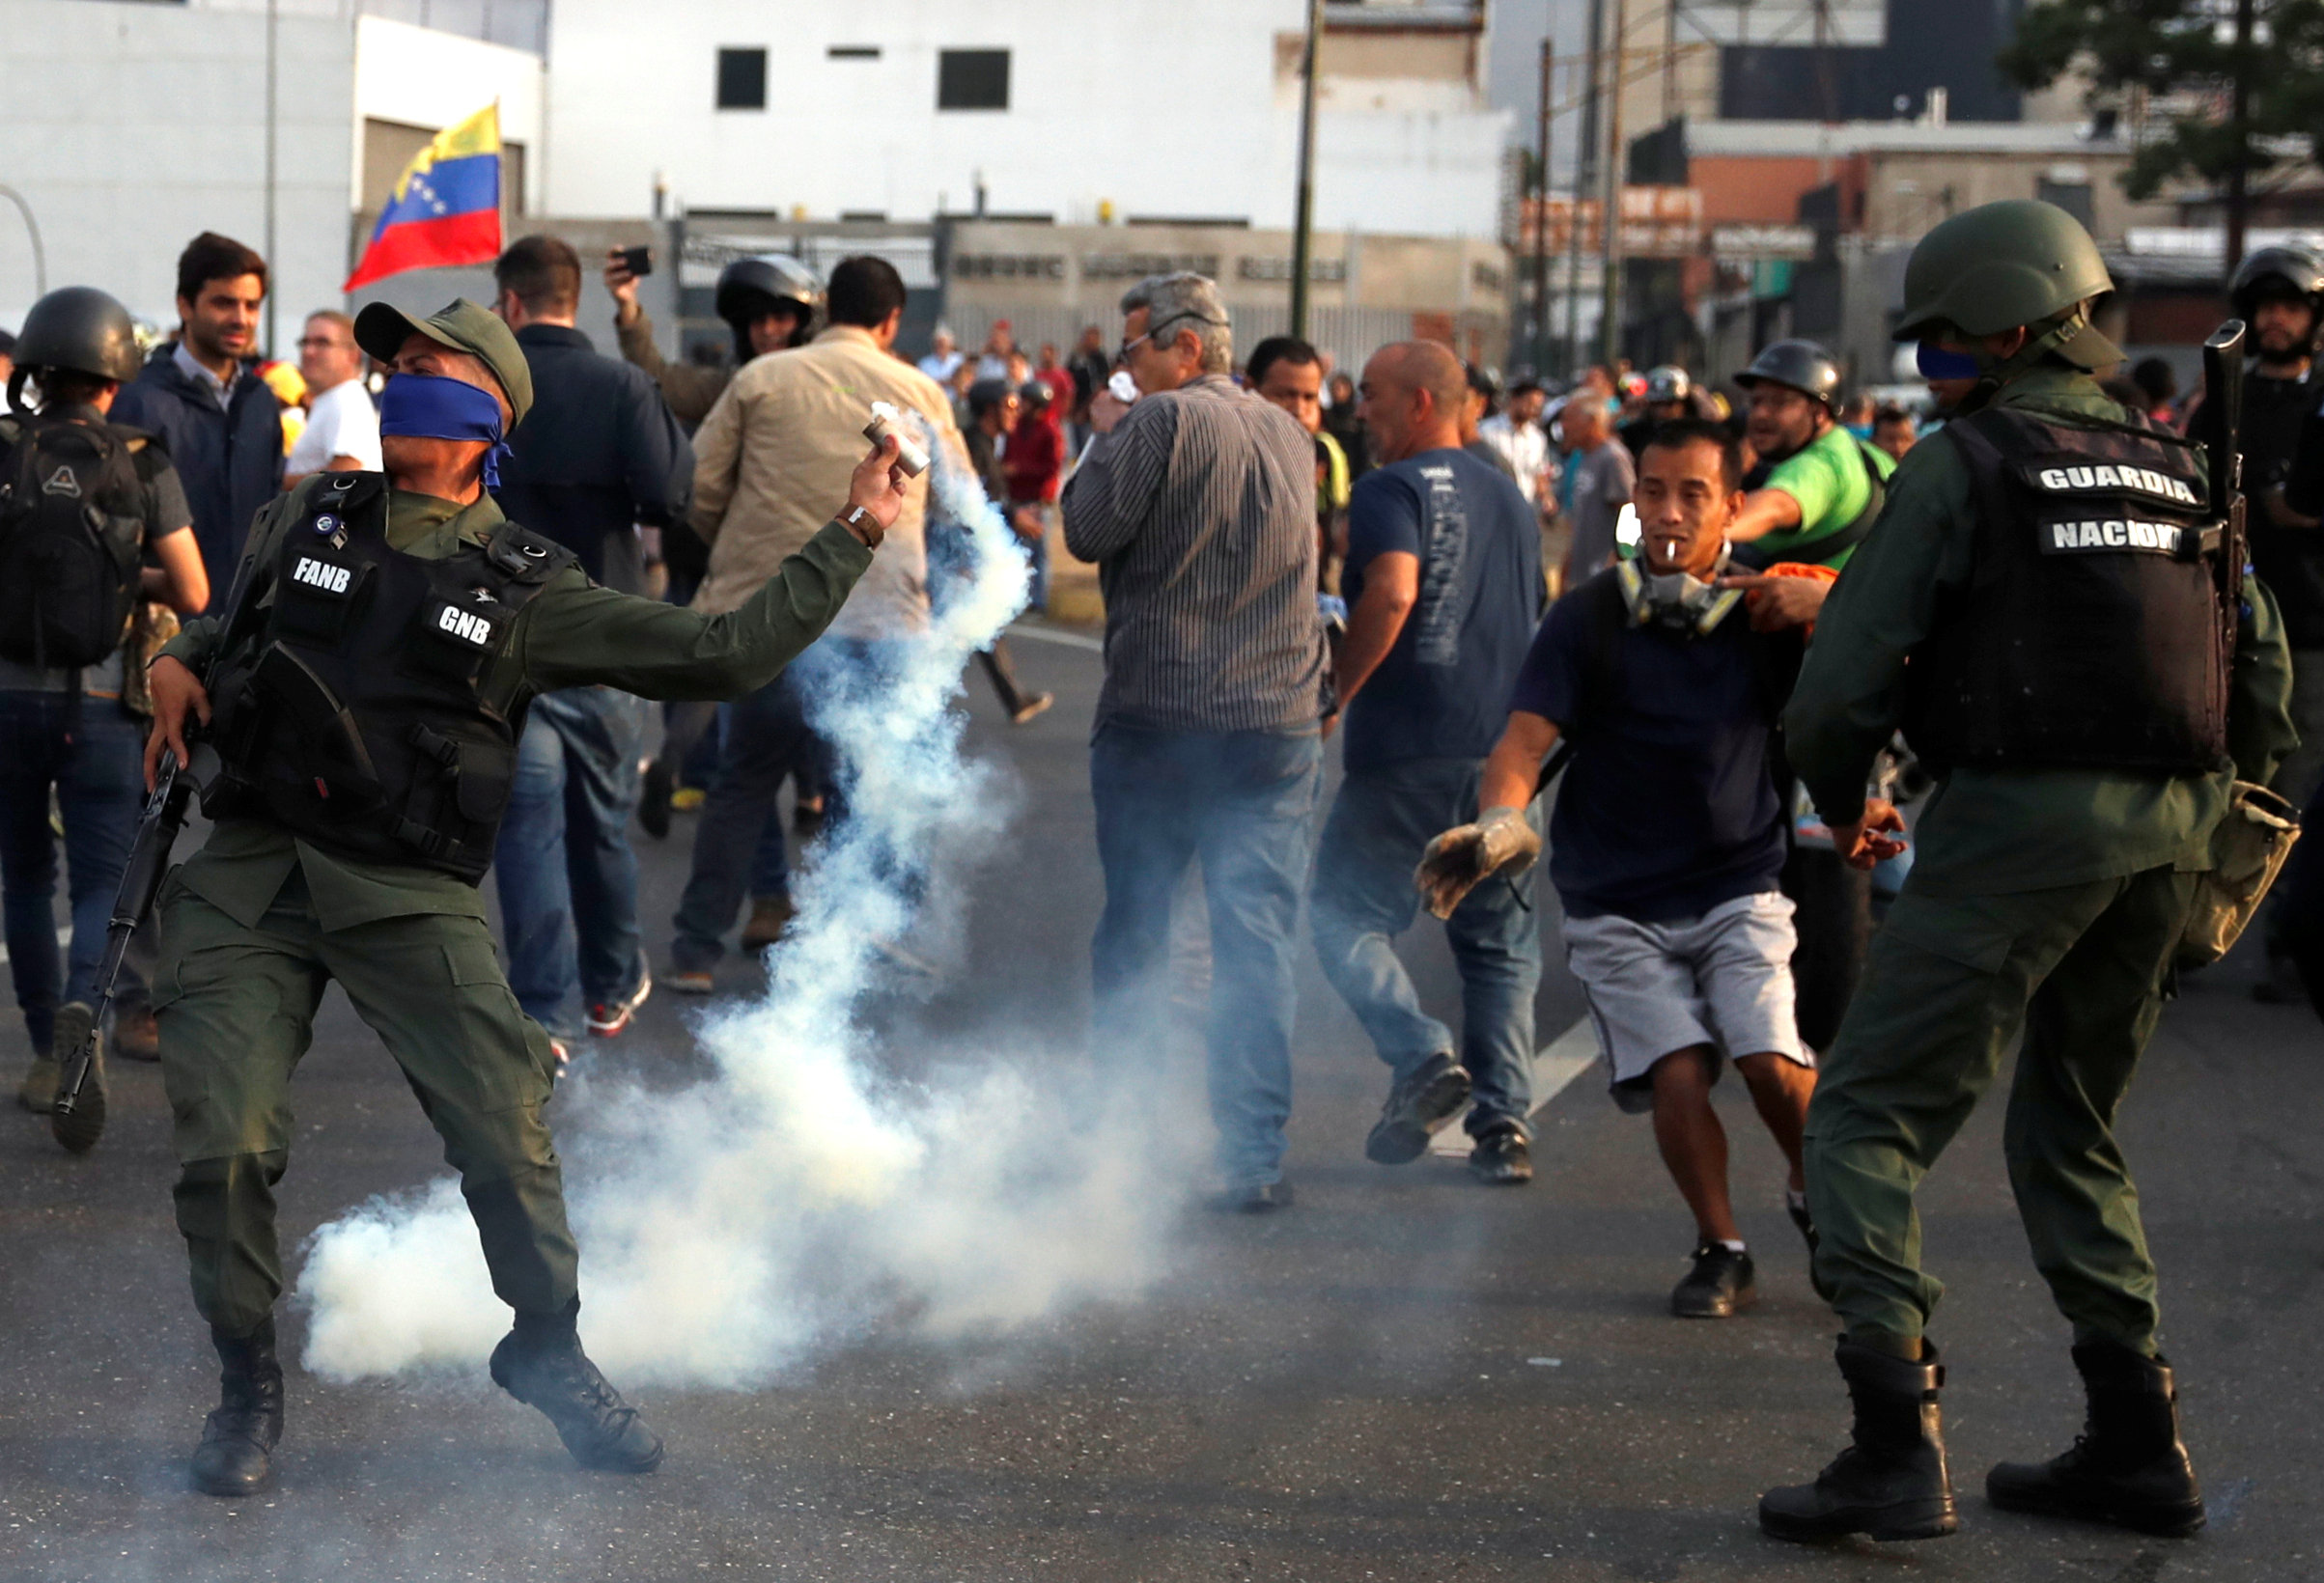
[140,299,907,1496]
[1758,200,2296,1543]
[1,288,210,1112]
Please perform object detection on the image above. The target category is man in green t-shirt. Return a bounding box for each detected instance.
[1726,339,1895,569]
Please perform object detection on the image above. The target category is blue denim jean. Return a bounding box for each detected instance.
[492,686,650,1036]
[1310,759,1542,1137]
[1090,721,1324,1186]
[670,646,845,972]
[0,692,148,1053]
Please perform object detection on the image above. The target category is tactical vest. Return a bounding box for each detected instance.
[1904,405,2228,777]
[201,472,575,882]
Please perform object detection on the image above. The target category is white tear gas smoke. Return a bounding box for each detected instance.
[296,421,1190,1387]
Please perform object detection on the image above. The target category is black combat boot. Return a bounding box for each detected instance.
[1986,1341,2205,1537]
[1760,1337,1958,1542]
[490,1304,664,1474]
[189,1318,285,1497]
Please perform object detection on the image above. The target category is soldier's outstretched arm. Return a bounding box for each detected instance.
[509,437,907,703]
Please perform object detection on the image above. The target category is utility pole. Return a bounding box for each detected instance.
[1600,0,1628,370]
[2226,0,2254,275]
[265,0,279,357]
[1289,0,1326,340]
[1533,38,1554,375]
[1564,0,1606,377]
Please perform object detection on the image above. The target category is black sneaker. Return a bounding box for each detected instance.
[1469,1125,1533,1185]
[1671,1242,1756,1319]
[1789,1192,1834,1301]
[1364,1054,1471,1165]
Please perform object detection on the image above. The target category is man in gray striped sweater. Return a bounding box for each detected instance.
[1063,272,1330,1212]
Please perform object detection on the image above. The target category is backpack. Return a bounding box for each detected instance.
[0,413,147,669]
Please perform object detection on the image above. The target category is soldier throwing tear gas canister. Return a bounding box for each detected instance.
[1756,200,2297,1544]
[140,298,909,1497]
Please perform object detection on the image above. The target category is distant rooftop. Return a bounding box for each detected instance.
[1689,120,2126,158]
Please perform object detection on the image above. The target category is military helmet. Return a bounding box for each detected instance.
[2230,243,2324,323]
[1735,340,1842,408]
[1893,199,2114,359]
[13,287,143,386]
[715,254,826,331]
[1644,365,1693,403]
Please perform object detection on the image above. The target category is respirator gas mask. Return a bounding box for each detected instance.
[1616,542,1743,635]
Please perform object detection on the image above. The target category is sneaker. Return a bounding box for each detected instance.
[547,1036,572,1071]
[1363,1053,1471,1165]
[586,968,653,1039]
[1010,691,1055,727]
[16,1055,59,1114]
[670,787,707,815]
[113,1006,161,1062]
[1469,1125,1533,1185]
[45,1001,104,1153]
[638,759,674,841]
[740,893,796,951]
[1671,1242,1756,1319]
[664,965,715,995]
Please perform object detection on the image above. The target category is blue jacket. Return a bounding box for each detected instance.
[110,348,283,609]
[491,323,692,598]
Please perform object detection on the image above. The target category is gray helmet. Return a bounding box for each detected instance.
[14,287,142,386]
[1735,340,1842,409]
[1644,365,1693,404]
[715,254,825,342]
[2230,243,2324,324]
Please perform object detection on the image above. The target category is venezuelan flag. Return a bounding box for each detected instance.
[344,104,504,291]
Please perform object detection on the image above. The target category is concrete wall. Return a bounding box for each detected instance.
[538,0,1508,238]
[0,0,356,347]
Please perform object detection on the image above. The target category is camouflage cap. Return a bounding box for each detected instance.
[352,297,533,428]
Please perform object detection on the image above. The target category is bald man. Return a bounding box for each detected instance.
[1313,342,1548,1182]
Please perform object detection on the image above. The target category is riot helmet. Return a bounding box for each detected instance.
[1643,365,1693,405]
[9,286,143,411]
[2230,243,2324,357]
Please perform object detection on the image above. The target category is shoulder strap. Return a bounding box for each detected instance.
[484,519,580,587]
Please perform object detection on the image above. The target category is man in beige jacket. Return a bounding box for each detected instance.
[667,256,965,988]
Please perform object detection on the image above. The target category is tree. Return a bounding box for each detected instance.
[2000,0,2324,270]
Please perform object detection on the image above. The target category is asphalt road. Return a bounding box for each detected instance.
[0,623,2316,1583]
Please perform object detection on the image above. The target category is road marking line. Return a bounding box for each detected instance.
[1007,623,1104,652]
[0,926,76,967]
[1429,1014,1600,1156]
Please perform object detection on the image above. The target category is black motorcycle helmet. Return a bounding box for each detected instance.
[1734,339,1843,410]
[8,286,142,412]
[714,255,825,360]
[2229,243,2324,340]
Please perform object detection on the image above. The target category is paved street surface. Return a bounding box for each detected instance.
[0,624,2315,1582]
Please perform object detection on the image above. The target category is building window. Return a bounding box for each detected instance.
[938,49,1010,111]
[828,44,882,60]
[716,48,768,110]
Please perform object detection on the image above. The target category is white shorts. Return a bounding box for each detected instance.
[1559,891,1810,1115]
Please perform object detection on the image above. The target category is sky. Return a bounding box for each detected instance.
[1485,0,1592,181]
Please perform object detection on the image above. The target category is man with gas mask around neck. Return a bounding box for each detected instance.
[1759,200,2295,1546]
[1420,418,1834,1319]
[140,299,909,1498]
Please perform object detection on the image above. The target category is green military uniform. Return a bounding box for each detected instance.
[156,439,872,1338]
[1783,361,2298,1354]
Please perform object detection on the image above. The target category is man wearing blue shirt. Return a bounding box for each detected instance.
[1311,341,1545,1182]
[1424,418,1831,1316]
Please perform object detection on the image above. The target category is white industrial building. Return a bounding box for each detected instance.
[0,0,1506,351]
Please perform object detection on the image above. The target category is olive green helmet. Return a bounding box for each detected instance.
[1892,199,2120,368]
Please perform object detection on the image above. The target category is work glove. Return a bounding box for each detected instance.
[1414,805,1542,921]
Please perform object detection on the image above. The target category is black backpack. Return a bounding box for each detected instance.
[0,413,147,669]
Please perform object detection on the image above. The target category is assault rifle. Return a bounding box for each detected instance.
[51,544,269,1153]
[2194,319,2249,656]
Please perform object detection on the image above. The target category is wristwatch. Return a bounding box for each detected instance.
[841,505,883,547]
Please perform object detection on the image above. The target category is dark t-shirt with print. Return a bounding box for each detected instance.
[1342,447,1541,773]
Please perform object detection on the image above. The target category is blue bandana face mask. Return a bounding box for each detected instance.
[378,372,513,489]
[1916,341,1983,381]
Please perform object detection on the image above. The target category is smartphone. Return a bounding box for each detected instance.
[619,244,653,278]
